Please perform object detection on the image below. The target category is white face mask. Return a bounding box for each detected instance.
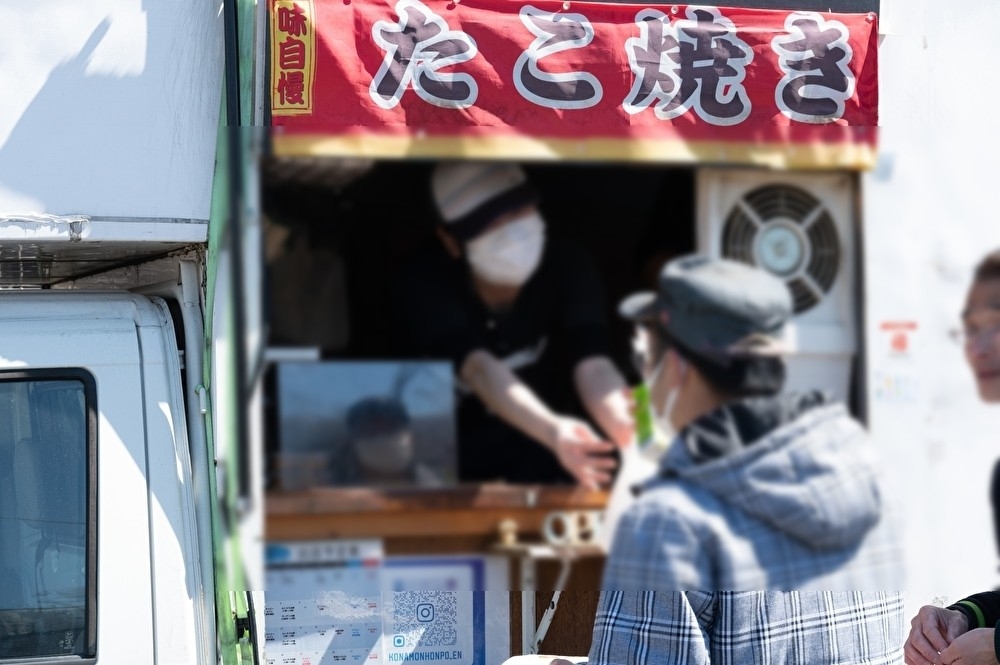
[466,213,546,286]
[354,432,413,476]
[645,351,687,440]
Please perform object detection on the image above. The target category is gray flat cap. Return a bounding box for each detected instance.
[620,255,792,365]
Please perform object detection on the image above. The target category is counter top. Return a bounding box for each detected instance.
[265,485,610,549]
[267,484,608,514]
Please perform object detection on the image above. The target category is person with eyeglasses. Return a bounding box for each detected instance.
[961,250,1000,403]
[905,249,1000,665]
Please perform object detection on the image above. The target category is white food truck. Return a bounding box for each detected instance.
[0,0,998,664]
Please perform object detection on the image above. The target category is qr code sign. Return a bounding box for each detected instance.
[391,591,458,648]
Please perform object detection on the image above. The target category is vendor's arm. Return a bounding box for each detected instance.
[461,350,616,488]
[554,242,635,447]
[574,356,634,447]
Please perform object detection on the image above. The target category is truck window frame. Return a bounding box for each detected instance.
[0,368,98,665]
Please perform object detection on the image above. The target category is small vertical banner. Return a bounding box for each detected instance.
[270,0,316,116]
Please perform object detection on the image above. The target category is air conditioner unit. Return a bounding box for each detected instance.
[696,169,857,403]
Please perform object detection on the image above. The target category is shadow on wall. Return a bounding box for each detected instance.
[0,1,222,217]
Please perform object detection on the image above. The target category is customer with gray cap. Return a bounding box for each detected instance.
[579,255,905,665]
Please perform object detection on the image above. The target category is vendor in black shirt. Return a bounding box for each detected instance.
[394,162,633,487]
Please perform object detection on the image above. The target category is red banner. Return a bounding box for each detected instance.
[271,0,879,167]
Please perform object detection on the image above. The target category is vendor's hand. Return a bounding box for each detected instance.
[905,606,970,665]
[940,628,998,664]
[549,417,617,489]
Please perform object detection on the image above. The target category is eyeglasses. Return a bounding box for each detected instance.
[949,322,1000,346]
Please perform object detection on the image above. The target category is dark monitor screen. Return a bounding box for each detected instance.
[277,361,458,489]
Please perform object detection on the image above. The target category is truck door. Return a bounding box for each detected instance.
[0,310,155,664]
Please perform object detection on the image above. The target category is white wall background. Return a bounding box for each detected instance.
[0,0,224,220]
[865,0,1000,617]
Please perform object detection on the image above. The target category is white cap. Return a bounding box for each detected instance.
[431,162,529,223]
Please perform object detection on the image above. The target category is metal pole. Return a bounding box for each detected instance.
[521,557,537,655]
[532,555,573,653]
[222,0,251,504]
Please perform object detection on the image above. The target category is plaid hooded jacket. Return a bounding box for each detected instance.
[587,394,906,665]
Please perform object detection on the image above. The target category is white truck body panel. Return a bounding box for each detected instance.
[0,0,224,221]
[0,1,222,284]
[0,293,207,664]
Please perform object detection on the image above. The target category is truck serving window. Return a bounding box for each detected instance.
[0,371,97,660]
[261,160,696,490]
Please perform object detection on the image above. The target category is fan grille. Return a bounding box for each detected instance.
[721,184,841,314]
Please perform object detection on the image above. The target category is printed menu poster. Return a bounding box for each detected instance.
[265,542,498,665]
[264,539,384,665]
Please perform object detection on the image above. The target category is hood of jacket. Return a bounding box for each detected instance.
[648,392,882,551]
